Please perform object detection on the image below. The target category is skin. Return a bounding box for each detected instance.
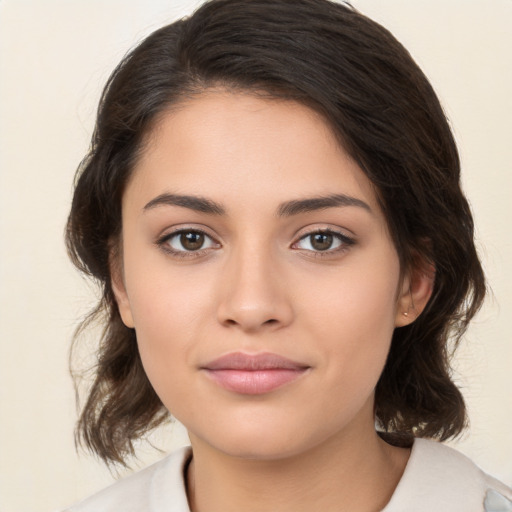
[113,90,433,512]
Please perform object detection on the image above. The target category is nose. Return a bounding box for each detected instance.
[216,244,294,333]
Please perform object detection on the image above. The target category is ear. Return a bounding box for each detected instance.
[110,248,135,329]
[395,255,435,327]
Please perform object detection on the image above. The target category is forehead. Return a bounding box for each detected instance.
[127,90,381,215]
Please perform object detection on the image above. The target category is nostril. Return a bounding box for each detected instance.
[222,317,279,329]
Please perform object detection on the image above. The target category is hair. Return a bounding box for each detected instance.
[66,0,486,466]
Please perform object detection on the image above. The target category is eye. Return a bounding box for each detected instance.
[293,230,354,253]
[160,229,218,253]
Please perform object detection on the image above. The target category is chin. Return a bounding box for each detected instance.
[189,417,341,462]
[216,438,310,461]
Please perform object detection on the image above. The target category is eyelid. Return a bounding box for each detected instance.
[155,225,221,257]
[156,223,219,241]
[154,224,355,258]
[291,226,356,254]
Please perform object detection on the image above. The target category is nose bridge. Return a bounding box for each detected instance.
[217,236,293,331]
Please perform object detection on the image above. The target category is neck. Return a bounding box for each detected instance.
[186,424,410,512]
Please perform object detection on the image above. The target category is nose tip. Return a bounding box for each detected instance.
[221,313,282,332]
[216,254,293,333]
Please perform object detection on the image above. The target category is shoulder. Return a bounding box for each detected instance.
[384,438,512,512]
[61,446,192,512]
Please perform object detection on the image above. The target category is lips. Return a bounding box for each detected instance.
[201,352,310,395]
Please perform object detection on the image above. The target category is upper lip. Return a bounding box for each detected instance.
[202,352,310,371]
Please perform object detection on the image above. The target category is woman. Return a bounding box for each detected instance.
[63,0,511,510]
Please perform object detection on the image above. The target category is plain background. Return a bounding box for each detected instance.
[0,1,511,510]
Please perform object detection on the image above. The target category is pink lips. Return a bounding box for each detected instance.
[201,352,310,395]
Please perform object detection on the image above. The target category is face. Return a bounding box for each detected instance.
[114,91,420,460]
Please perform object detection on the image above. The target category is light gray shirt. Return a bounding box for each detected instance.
[64,438,512,512]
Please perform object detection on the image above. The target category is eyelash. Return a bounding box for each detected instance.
[156,228,219,258]
[156,228,355,259]
[292,229,355,258]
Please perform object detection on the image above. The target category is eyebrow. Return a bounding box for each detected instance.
[277,194,372,217]
[143,193,225,215]
[143,192,371,216]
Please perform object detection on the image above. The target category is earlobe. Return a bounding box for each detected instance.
[110,252,135,329]
[395,260,435,327]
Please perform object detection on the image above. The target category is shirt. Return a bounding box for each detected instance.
[64,438,512,511]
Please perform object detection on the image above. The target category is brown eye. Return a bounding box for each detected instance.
[294,230,354,254]
[180,231,205,251]
[310,233,333,251]
[163,230,217,253]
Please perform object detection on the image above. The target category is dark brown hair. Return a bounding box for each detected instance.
[66,0,486,465]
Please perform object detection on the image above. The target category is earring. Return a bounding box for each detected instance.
[403,311,409,317]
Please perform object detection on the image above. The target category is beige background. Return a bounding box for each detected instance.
[0,1,511,511]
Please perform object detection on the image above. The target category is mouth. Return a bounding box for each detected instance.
[201,352,311,395]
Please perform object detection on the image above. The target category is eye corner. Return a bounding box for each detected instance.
[292,228,356,256]
[155,227,221,258]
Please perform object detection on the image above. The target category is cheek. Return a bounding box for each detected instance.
[120,245,217,394]
[128,282,203,415]
[296,248,400,389]
[122,231,216,336]
[299,250,399,334]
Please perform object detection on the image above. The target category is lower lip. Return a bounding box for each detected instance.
[203,368,308,395]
